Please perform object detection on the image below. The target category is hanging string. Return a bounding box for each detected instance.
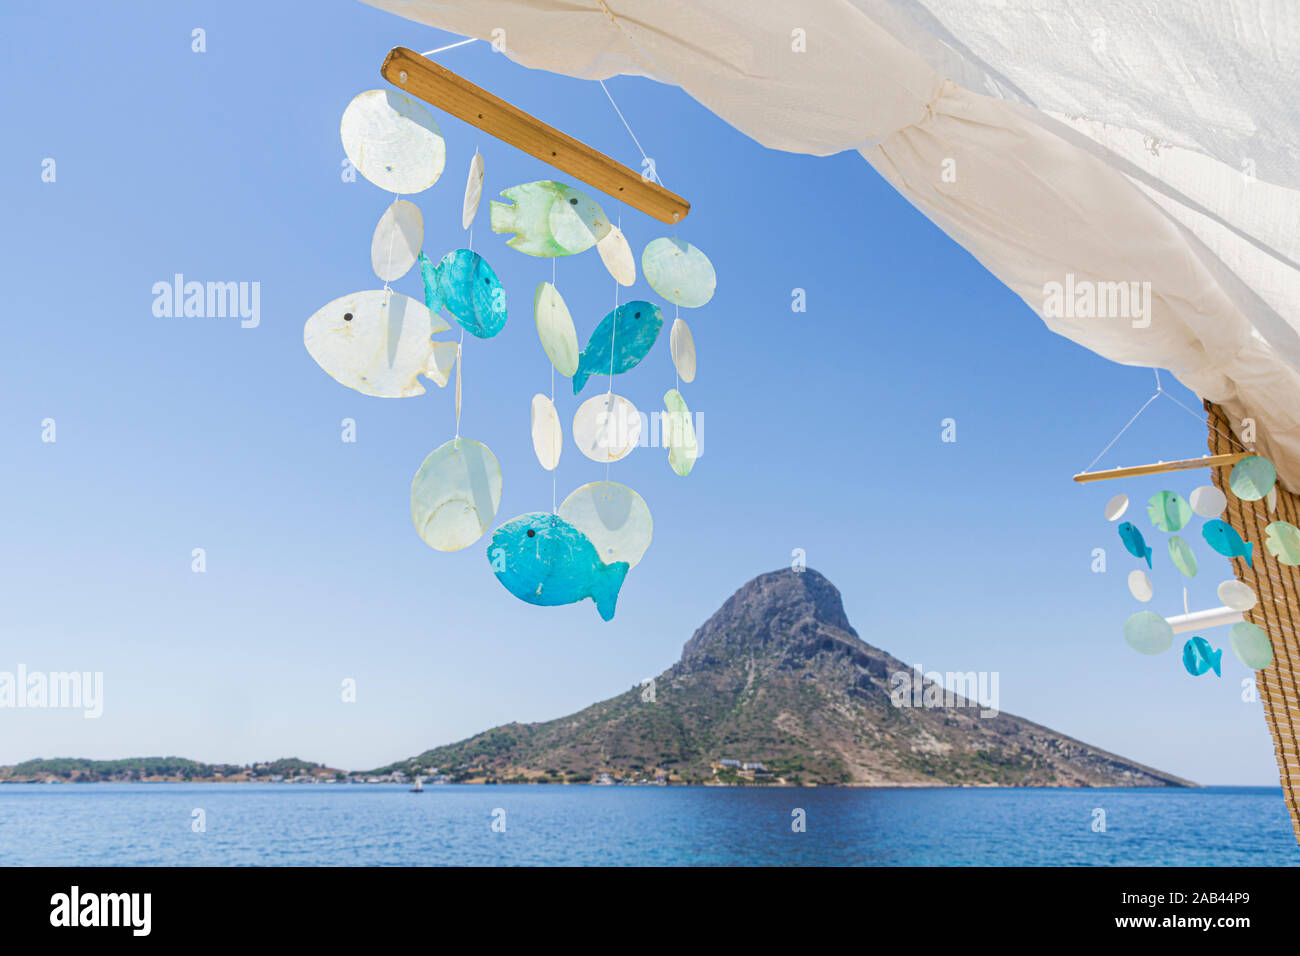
[598,80,662,188]
[453,328,464,443]
[1079,388,1163,476]
[608,227,619,394]
[420,37,477,57]
[602,217,624,484]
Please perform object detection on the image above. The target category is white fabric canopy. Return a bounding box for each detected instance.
[366,0,1300,488]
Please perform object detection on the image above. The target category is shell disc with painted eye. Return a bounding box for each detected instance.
[530,394,562,471]
[1147,491,1192,532]
[642,237,716,308]
[533,282,579,376]
[560,481,653,568]
[670,318,697,383]
[371,200,423,281]
[340,90,446,194]
[573,394,640,463]
[410,438,502,551]
[303,290,450,398]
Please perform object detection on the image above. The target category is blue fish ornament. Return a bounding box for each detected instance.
[1118,521,1153,568]
[1202,519,1254,568]
[433,248,507,339]
[572,301,663,393]
[487,513,630,621]
[1182,636,1222,677]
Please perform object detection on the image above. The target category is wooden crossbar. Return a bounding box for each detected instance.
[1073,452,1251,484]
[381,46,691,225]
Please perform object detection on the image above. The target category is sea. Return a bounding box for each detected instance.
[1,784,1295,866]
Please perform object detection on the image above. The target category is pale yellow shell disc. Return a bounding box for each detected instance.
[560,481,653,567]
[533,282,579,377]
[463,150,484,229]
[597,226,636,286]
[340,90,446,194]
[663,388,699,476]
[531,394,563,471]
[670,317,697,383]
[410,438,502,551]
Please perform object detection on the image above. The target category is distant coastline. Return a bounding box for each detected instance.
[0,756,1191,789]
[0,755,811,787]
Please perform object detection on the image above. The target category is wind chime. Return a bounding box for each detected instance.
[303,46,711,621]
[1075,373,1300,674]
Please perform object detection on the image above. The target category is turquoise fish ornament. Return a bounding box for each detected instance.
[1202,519,1254,568]
[1147,491,1192,532]
[1118,521,1153,568]
[490,181,611,257]
[1264,521,1300,566]
[1182,636,1222,677]
[430,248,507,339]
[572,301,663,393]
[487,513,630,621]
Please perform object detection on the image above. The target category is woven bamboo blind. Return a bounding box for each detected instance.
[1206,401,1300,843]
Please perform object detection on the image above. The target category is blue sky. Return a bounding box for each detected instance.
[0,0,1279,785]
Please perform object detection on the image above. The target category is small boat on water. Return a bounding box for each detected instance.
[410,777,423,793]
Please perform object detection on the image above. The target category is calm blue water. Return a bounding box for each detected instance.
[0,784,1295,866]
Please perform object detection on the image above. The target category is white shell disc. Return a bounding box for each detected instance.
[1189,484,1227,518]
[340,90,446,194]
[1218,579,1258,612]
[1104,494,1129,522]
[371,200,423,281]
[533,282,579,377]
[573,393,641,463]
[462,150,484,229]
[670,318,696,383]
[531,394,563,471]
[560,481,653,568]
[597,226,636,286]
[1127,570,1153,602]
[410,438,502,551]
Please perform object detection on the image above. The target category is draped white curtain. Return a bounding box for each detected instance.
[366,0,1300,487]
